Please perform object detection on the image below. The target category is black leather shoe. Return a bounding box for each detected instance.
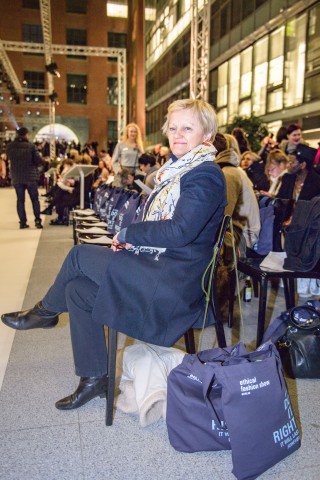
[40,207,53,215]
[55,375,108,410]
[50,218,69,226]
[1,301,60,330]
[20,224,30,229]
[35,219,43,229]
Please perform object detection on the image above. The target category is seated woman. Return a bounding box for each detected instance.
[260,149,288,198]
[1,98,226,411]
[240,150,270,192]
[42,159,80,225]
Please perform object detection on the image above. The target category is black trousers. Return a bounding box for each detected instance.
[43,245,113,377]
[14,182,41,225]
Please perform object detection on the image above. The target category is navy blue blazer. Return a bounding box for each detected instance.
[92,161,226,346]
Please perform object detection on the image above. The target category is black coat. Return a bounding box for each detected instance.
[245,160,269,191]
[92,161,226,347]
[277,170,320,201]
[6,137,41,185]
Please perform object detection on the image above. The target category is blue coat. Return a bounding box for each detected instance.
[92,161,226,346]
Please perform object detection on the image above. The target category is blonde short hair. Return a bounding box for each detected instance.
[241,150,261,163]
[162,98,218,139]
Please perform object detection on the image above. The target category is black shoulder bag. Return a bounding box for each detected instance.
[277,304,320,378]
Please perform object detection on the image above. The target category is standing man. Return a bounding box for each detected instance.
[6,127,43,229]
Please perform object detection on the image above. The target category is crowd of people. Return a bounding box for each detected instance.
[1,98,320,412]
[1,120,320,236]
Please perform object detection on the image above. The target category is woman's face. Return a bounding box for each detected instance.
[241,154,253,170]
[287,129,302,146]
[127,127,138,141]
[267,161,286,179]
[167,109,208,159]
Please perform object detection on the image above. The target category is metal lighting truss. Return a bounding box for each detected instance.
[40,0,55,159]
[190,0,210,100]
[0,41,127,145]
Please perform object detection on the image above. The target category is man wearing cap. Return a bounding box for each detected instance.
[277,143,320,202]
[6,127,43,229]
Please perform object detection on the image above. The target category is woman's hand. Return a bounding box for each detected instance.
[111,232,132,252]
[259,190,274,197]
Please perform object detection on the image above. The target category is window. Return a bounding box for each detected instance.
[108,32,127,49]
[268,27,284,87]
[67,74,87,104]
[252,37,268,115]
[66,28,87,59]
[268,89,283,112]
[228,55,240,122]
[231,0,241,29]
[220,4,230,38]
[306,4,320,72]
[23,71,45,102]
[66,0,87,13]
[22,24,43,56]
[217,62,228,108]
[209,69,218,108]
[22,24,43,43]
[240,47,252,98]
[304,74,320,102]
[107,77,118,105]
[108,33,127,62]
[284,15,306,107]
[242,0,254,19]
[108,120,118,142]
[22,0,39,8]
[106,1,128,18]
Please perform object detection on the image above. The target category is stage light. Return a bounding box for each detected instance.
[45,62,61,78]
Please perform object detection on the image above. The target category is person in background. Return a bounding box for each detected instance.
[0,153,8,187]
[260,149,288,198]
[214,133,261,253]
[6,127,43,229]
[240,150,270,192]
[138,153,159,190]
[1,98,226,411]
[277,144,320,204]
[112,123,144,187]
[151,143,162,163]
[279,124,305,155]
[231,127,250,154]
[118,168,142,193]
[158,146,171,166]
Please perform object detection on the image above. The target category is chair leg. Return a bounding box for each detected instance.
[228,268,236,328]
[212,289,227,348]
[106,327,117,426]
[256,277,268,347]
[184,328,196,354]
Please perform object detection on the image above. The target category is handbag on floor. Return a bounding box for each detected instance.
[167,342,300,480]
[262,300,320,379]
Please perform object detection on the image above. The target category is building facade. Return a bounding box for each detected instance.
[145,0,320,148]
[0,0,129,151]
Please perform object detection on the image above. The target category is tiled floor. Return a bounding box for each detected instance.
[0,187,319,480]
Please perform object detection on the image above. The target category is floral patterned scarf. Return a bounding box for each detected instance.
[129,143,217,259]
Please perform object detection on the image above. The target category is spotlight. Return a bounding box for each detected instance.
[45,62,61,78]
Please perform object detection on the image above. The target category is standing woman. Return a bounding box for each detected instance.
[112,123,144,187]
[2,99,226,410]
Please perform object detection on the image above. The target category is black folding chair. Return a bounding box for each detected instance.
[105,214,232,425]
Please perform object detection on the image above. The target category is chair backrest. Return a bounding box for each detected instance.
[196,215,232,349]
